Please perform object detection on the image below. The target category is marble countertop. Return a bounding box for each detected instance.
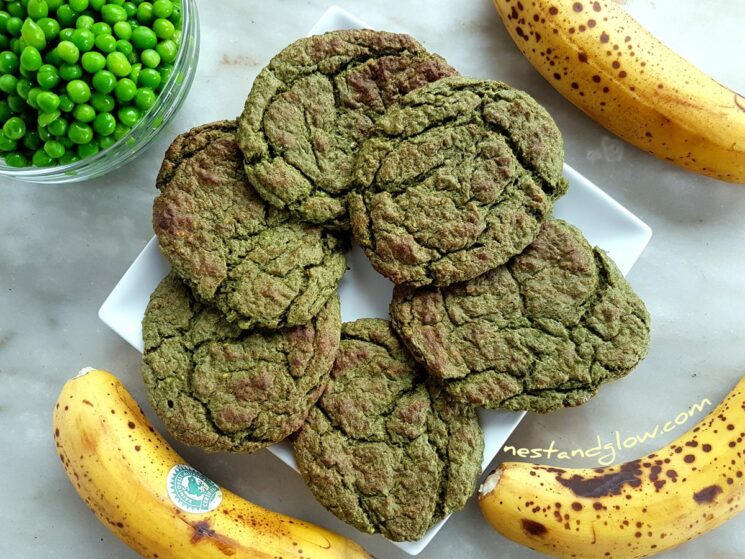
[2,1,744,558]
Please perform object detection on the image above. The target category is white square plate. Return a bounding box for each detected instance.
[99,5,652,556]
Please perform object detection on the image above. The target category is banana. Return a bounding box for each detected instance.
[492,0,745,183]
[478,373,745,558]
[53,368,372,559]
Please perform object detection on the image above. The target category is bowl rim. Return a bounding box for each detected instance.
[0,0,200,181]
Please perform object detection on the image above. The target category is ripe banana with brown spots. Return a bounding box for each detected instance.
[53,368,372,559]
[478,373,745,558]
[492,0,745,183]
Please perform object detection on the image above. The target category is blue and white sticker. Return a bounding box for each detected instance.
[166,465,222,513]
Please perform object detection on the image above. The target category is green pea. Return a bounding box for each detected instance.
[59,62,82,80]
[112,20,131,39]
[94,32,116,53]
[15,77,32,98]
[77,140,99,158]
[135,1,153,23]
[106,51,130,77]
[151,17,173,40]
[118,105,139,127]
[46,0,63,10]
[137,67,160,89]
[89,0,106,11]
[90,91,114,112]
[3,116,26,140]
[27,0,49,19]
[23,131,41,152]
[90,22,111,36]
[113,77,135,101]
[93,111,115,135]
[58,28,74,41]
[151,0,172,18]
[157,63,171,86]
[72,28,95,51]
[56,5,76,26]
[140,48,159,68]
[59,151,80,164]
[38,109,60,126]
[7,94,25,113]
[44,139,65,158]
[68,120,93,144]
[0,101,11,123]
[22,18,48,50]
[131,25,156,49]
[155,39,177,63]
[36,17,60,40]
[73,103,96,123]
[91,69,116,93]
[101,4,127,24]
[47,116,68,136]
[134,86,155,111]
[6,2,24,18]
[5,152,29,167]
[98,134,115,149]
[36,90,60,113]
[113,121,129,140]
[36,64,59,88]
[32,148,54,166]
[58,93,74,112]
[23,130,42,150]
[66,79,91,103]
[0,51,19,73]
[20,46,43,71]
[0,73,18,94]
[123,1,136,17]
[0,11,9,33]
[27,87,43,108]
[6,17,23,37]
[115,38,132,56]
[59,136,74,149]
[69,0,89,12]
[129,61,141,84]
[81,50,105,72]
[76,15,95,31]
[56,40,79,63]
[0,135,18,151]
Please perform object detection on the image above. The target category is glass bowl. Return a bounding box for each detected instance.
[0,0,200,184]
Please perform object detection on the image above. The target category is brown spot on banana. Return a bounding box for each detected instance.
[552,460,643,498]
[190,521,239,556]
[693,485,723,504]
[521,519,548,536]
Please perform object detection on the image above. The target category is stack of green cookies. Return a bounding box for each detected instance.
[141,29,651,542]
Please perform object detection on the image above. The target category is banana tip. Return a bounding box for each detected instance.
[75,367,97,379]
[479,468,501,499]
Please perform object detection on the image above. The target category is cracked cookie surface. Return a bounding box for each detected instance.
[350,77,568,287]
[237,30,457,229]
[293,319,483,541]
[154,121,347,330]
[142,273,341,453]
[390,219,650,412]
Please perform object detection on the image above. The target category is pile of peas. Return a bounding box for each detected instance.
[0,0,182,168]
